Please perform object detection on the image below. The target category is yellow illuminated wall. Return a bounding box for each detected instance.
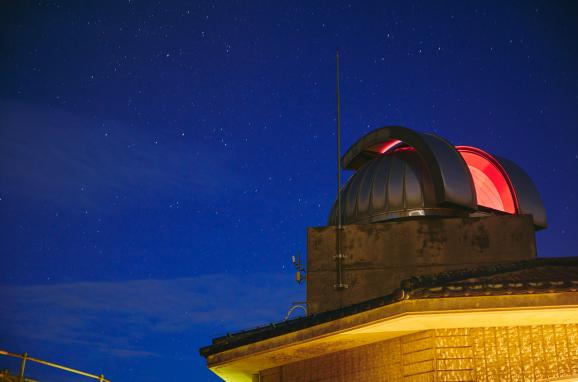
[259,324,578,381]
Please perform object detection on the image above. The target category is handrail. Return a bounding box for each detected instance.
[284,302,307,321]
[0,350,110,382]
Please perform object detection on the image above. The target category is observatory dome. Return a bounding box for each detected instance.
[329,126,547,229]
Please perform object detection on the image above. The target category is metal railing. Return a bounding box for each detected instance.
[0,350,109,382]
[284,302,307,321]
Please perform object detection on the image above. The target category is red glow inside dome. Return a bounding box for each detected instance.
[376,139,402,153]
[457,146,517,213]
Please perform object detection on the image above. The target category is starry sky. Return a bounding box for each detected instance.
[1,1,577,381]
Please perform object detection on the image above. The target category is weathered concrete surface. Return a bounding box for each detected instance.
[307,215,536,314]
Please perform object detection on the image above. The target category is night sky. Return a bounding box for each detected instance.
[1,1,578,381]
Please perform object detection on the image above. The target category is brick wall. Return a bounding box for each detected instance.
[259,324,578,381]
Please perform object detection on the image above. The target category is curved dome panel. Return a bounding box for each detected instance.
[457,146,517,214]
[495,157,547,229]
[341,126,476,209]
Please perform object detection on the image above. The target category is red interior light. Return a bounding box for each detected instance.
[457,146,517,213]
[376,139,402,154]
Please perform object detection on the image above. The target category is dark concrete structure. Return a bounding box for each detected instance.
[307,214,536,314]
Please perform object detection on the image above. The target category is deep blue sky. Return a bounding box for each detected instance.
[1,1,577,381]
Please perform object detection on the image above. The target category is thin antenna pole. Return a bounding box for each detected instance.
[336,50,341,232]
[334,50,347,290]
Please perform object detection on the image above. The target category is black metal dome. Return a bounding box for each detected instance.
[328,148,461,224]
[329,126,547,229]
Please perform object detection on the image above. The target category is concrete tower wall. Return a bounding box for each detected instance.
[307,215,536,314]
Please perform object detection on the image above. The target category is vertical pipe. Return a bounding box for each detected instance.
[334,50,347,290]
[336,50,341,232]
[18,352,27,382]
